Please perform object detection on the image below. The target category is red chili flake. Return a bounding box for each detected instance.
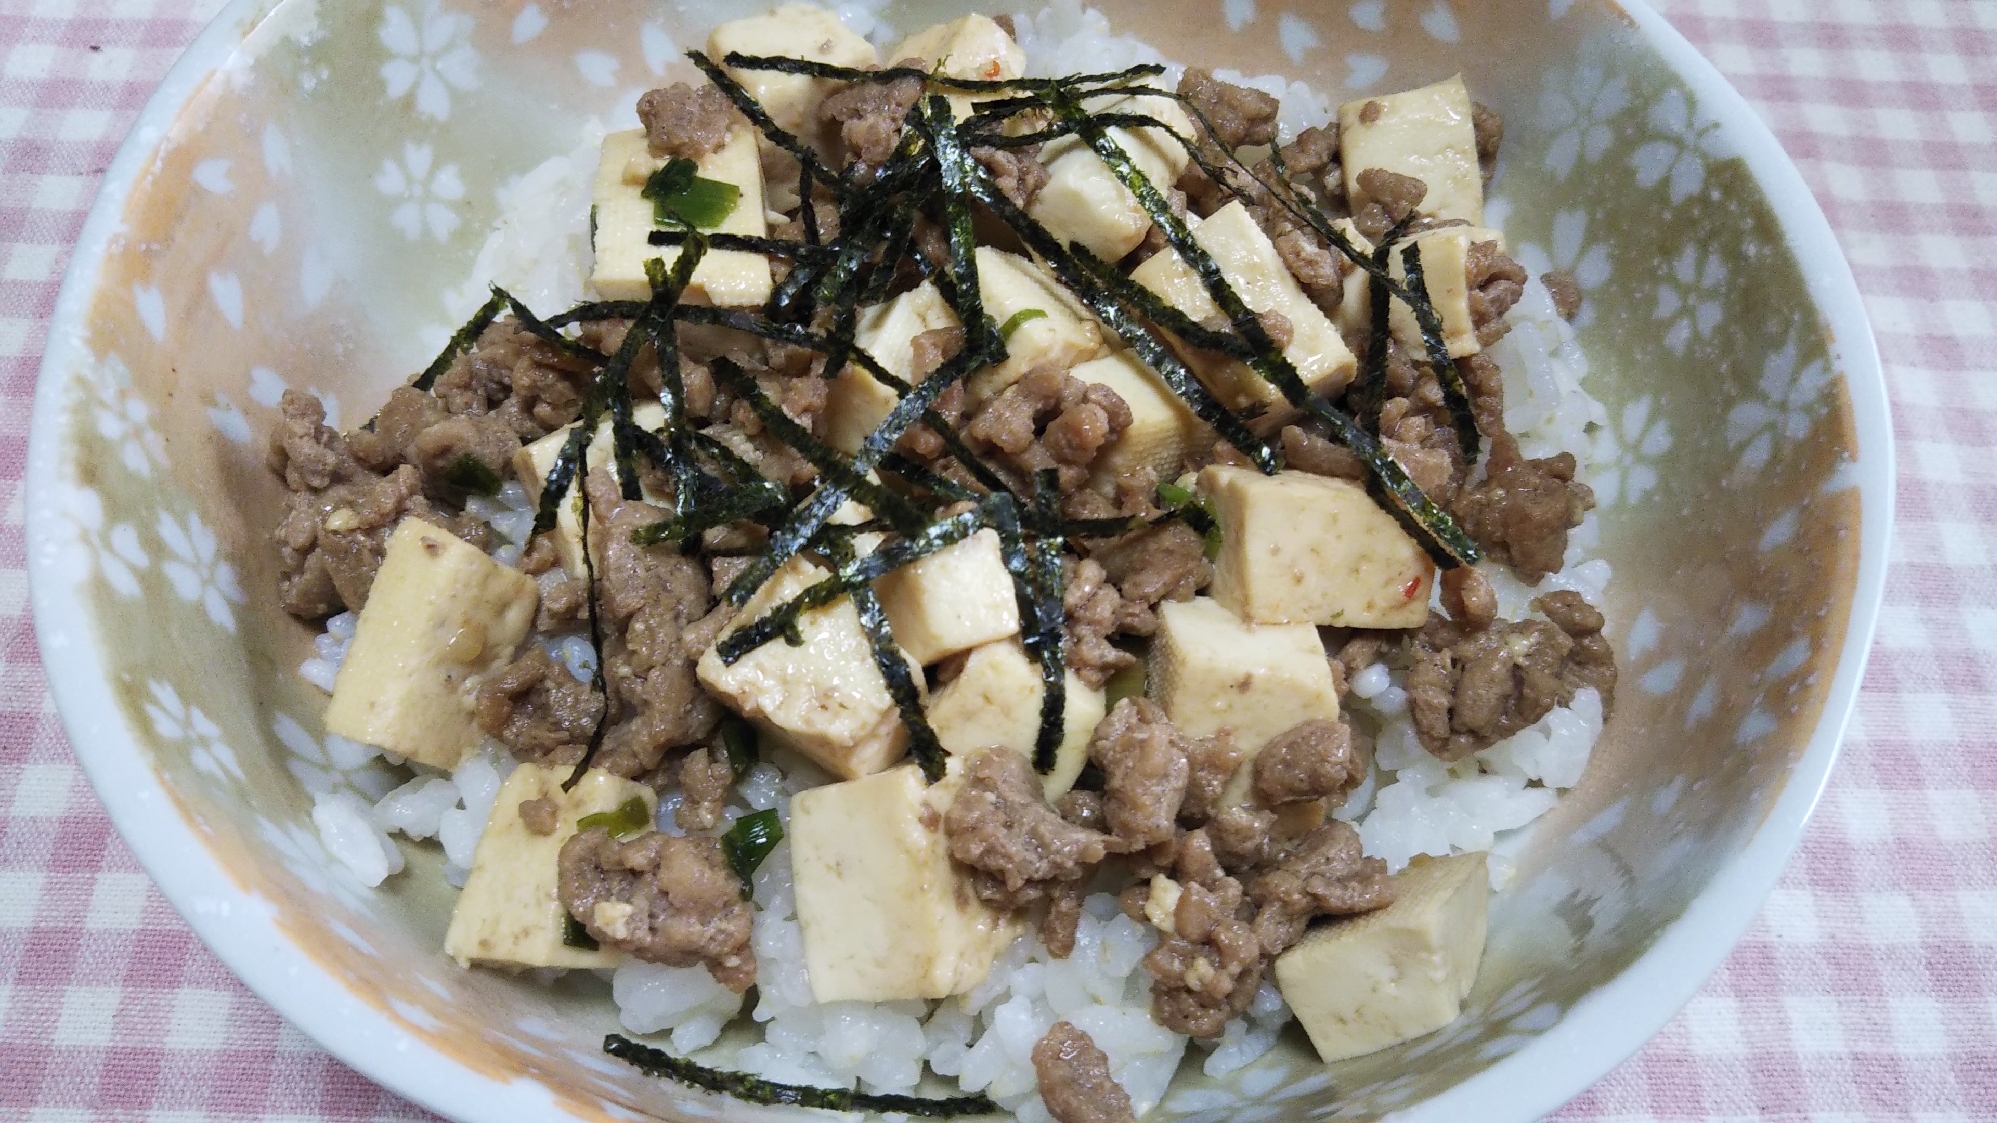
[1401,576,1423,601]
[983,60,1002,78]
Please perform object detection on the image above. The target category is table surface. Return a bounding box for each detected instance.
[1,0,1992,1119]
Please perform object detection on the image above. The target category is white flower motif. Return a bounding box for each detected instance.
[1536,57,1631,181]
[49,481,148,597]
[379,2,479,121]
[1653,244,1725,356]
[156,510,246,631]
[1724,330,1830,474]
[145,680,243,783]
[256,813,380,912]
[1588,394,1672,507]
[82,355,167,478]
[1513,207,1612,327]
[374,142,465,242]
[1630,87,1725,205]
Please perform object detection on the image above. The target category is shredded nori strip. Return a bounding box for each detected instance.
[604,1035,999,1116]
[988,495,1067,774]
[1397,240,1481,460]
[685,50,848,200]
[722,52,1163,94]
[826,533,949,783]
[562,914,599,951]
[443,454,502,496]
[411,290,505,393]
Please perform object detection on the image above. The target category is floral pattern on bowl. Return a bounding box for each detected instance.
[26,1,1888,1120]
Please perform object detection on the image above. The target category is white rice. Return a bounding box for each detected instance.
[292,3,1619,1110]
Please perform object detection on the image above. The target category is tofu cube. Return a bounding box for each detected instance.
[324,519,539,770]
[1339,76,1484,227]
[1329,218,1374,339]
[442,765,656,969]
[1201,466,1433,629]
[824,282,961,454]
[873,529,1020,665]
[791,763,1021,1002]
[926,639,1105,799]
[1151,595,1339,758]
[710,5,878,142]
[892,15,1026,120]
[696,556,919,780]
[513,402,668,580]
[1067,350,1201,490]
[967,247,1106,402]
[1388,226,1507,359]
[1029,93,1195,262]
[591,127,771,307]
[1129,200,1357,411]
[1274,852,1489,1062]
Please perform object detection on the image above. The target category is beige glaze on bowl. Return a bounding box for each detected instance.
[27,1,1887,1121]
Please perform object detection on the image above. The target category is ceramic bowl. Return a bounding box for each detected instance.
[26,0,1889,1120]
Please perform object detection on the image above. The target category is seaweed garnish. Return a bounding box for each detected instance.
[603,1034,1000,1116]
[1397,240,1481,460]
[412,289,505,392]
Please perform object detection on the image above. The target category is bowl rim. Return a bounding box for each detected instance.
[25,1,1892,1121]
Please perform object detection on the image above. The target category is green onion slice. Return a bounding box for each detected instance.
[576,797,652,840]
[562,914,600,950]
[721,809,784,889]
[721,720,758,775]
[642,157,741,230]
[999,307,1048,340]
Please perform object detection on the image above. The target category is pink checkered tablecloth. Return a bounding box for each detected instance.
[1,0,1992,1118]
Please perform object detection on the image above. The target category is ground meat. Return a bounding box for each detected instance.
[909,325,966,381]
[1178,68,1279,150]
[1061,558,1137,689]
[1055,789,1107,833]
[347,386,447,472]
[518,796,559,837]
[975,144,1050,209]
[535,575,588,633]
[1090,699,1191,852]
[1332,632,1389,689]
[516,534,562,576]
[1251,718,1365,807]
[1404,591,1616,761]
[1440,566,1498,630]
[1042,879,1087,961]
[273,449,486,619]
[1465,240,1529,347]
[1456,351,1508,447]
[1280,424,1367,480]
[944,749,1110,908]
[1087,522,1211,637]
[1534,590,1618,708]
[1180,730,1243,824]
[430,317,594,442]
[819,67,923,169]
[1245,821,1394,955]
[407,412,521,500]
[675,747,734,832]
[1542,270,1583,320]
[269,388,363,491]
[1472,101,1504,182]
[1143,833,1262,1037]
[1270,222,1346,316]
[965,366,1134,494]
[1352,168,1429,243]
[1033,1022,1136,1123]
[1451,446,1595,584]
[1207,805,1275,873]
[588,471,724,778]
[636,82,736,160]
[558,827,755,990]
[474,646,604,763]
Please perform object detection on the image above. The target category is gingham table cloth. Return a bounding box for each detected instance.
[0,0,1991,1118]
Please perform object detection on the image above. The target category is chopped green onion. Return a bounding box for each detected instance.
[721,720,758,775]
[1157,482,1223,559]
[1103,657,1147,708]
[721,809,784,890]
[576,797,652,840]
[442,453,502,496]
[643,157,741,230]
[998,307,1048,340]
[562,914,599,950]
[1156,481,1196,507]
